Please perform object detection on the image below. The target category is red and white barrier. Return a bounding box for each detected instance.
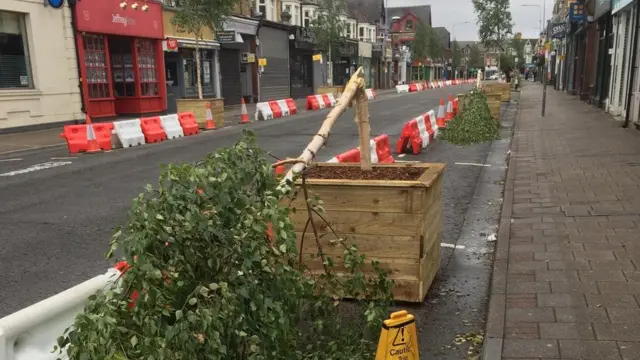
[396,110,439,155]
[326,134,395,164]
[255,98,298,120]
[0,265,125,360]
[365,88,376,100]
[306,93,337,110]
[396,84,410,94]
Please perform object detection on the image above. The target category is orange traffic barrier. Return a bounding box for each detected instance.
[178,111,200,136]
[239,98,250,124]
[373,134,394,163]
[140,116,168,143]
[205,102,216,130]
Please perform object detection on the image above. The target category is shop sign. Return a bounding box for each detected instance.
[165,38,179,52]
[612,0,633,14]
[550,22,567,39]
[75,0,164,39]
[45,0,65,9]
[223,16,258,35]
[241,52,256,63]
[569,2,586,22]
[217,31,236,43]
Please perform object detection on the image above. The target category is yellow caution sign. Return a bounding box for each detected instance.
[258,58,267,66]
[312,54,322,61]
[375,310,419,360]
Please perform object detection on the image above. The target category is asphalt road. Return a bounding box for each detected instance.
[0,84,482,333]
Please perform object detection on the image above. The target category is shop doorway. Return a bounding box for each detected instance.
[165,57,179,114]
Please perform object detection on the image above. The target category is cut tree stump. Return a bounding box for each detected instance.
[289,162,445,302]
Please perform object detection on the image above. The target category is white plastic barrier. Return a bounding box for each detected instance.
[427,109,438,138]
[276,100,290,117]
[255,102,274,121]
[159,114,185,140]
[113,119,145,148]
[415,114,430,148]
[0,268,122,360]
[396,84,410,94]
[327,94,337,107]
[356,139,379,164]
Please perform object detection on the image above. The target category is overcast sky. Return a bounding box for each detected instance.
[386,0,554,41]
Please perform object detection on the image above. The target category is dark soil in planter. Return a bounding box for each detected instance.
[305,166,425,181]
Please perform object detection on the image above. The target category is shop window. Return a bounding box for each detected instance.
[0,11,33,89]
[136,39,158,97]
[183,49,214,97]
[83,34,110,99]
[110,37,136,97]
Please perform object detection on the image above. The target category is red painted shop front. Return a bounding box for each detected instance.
[74,0,166,118]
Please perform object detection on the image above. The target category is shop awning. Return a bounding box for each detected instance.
[174,38,221,50]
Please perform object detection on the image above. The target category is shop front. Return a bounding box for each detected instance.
[358,42,372,88]
[220,16,259,105]
[593,2,613,108]
[333,39,358,86]
[258,21,292,101]
[162,9,220,114]
[289,26,315,99]
[74,0,166,118]
[607,0,636,116]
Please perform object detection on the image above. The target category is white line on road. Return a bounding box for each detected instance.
[455,162,491,167]
[441,243,466,250]
[0,161,72,177]
[0,158,22,162]
[51,157,77,160]
[397,153,406,158]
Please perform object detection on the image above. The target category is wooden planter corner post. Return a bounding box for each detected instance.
[276,67,446,302]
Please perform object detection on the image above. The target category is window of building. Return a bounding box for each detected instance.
[284,4,291,13]
[136,39,158,96]
[109,37,136,97]
[304,10,310,27]
[405,20,413,31]
[0,11,32,89]
[294,5,299,25]
[82,35,109,99]
[359,26,364,39]
[346,23,351,38]
[257,0,266,18]
[165,0,181,7]
[183,49,213,97]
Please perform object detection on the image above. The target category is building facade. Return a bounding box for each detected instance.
[0,0,82,131]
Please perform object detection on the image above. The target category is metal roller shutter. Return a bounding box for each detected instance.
[259,27,290,101]
[220,49,242,105]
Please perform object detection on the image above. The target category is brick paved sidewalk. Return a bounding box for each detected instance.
[485,84,640,360]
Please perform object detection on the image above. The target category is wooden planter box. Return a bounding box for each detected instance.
[288,163,445,302]
[176,98,225,128]
[484,83,510,102]
[316,86,344,97]
[486,93,501,125]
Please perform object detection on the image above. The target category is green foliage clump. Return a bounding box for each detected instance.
[55,130,393,360]
[440,88,500,145]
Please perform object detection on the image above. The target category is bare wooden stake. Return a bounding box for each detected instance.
[353,85,372,171]
[281,67,367,183]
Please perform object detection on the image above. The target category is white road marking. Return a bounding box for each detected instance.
[455,162,491,167]
[441,243,466,250]
[51,157,77,160]
[397,153,406,158]
[0,158,22,162]
[0,161,72,177]
[394,160,420,163]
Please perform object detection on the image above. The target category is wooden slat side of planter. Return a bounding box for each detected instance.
[486,93,502,125]
[288,163,445,302]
